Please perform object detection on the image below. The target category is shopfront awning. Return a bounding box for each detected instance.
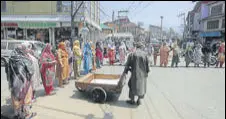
[1,15,60,28]
[199,31,221,37]
[1,15,60,22]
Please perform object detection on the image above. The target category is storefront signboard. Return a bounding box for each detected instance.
[1,22,18,27]
[18,22,57,28]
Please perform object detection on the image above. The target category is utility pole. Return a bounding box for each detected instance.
[71,1,84,48]
[160,16,163,41]
[178,13,186,40]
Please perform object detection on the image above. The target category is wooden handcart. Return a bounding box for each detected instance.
[75,73,126,103]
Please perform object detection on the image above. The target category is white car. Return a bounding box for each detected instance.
[1,39,45,66]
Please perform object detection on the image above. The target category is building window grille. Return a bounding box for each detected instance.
[207,20,219,30]
[211,4,223,16]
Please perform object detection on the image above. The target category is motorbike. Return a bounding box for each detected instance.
[187,50,217,66]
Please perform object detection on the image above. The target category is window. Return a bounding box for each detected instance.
[222,19,225,28]
[1,1,6,12]
[8,42,21,50]
[211,4,223,16]
[1,42,7,50]
[56,1,62,12]
[207,20,219,30]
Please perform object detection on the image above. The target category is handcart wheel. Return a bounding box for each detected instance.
[91,87,107,103]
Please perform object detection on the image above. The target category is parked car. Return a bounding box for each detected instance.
[1,40,46,66]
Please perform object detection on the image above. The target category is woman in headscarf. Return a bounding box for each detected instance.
[185,39,194,67]
[91,43,96,71]
[108,45,115,65]
[83,42,92,75]
[119,42,127,65]
[96,41,103,68]
[160,42,170,67]
[170,40,180,67]
[40,44,56,95]
[193,41,203,67]
[216,40,225,68]
[56,41,69,88]
[103,46,108,59]
[99,41,104,65]
[73,40,82,79]
[65,40,73,80]
[88,41,93,71]
[22,42,42,102]
[6,45,37,119]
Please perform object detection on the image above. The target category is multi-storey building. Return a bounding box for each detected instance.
[200,1,225,41]
[149,25,161,40]
[1,1,101,46]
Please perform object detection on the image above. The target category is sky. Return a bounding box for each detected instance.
[100,1,195,34]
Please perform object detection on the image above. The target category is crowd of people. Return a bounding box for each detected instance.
[5,38,130,118]
[145,39,225,68]
[4,36,225,118]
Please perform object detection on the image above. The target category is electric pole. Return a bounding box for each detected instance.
[71,1,84,48]
[178,13,186,40]
[160,16,163,41]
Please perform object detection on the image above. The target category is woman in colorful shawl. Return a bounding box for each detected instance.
[160,42,170,67]
[22,42,42,102]
[56,41,69,88]
[99,41,104,65]
[91,43,96,71]
[193,42,203,67]
[170,41,180,67]
[216,41,225,68]
[185,40,194,67]
[6,45,37,119]
[40,44,56,95]
[96,42,103,68]
[88,41,93,71]
[83,42,92,75]
[73,40,82,79]
[108,46,115,65]
[65,40,73,79]
[119,42,127,65]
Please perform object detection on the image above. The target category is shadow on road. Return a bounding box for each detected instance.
[70,90,137,109]
[34,104,103,119]
[35,89,47,98]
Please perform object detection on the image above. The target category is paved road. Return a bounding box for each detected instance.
[1,59,225,119]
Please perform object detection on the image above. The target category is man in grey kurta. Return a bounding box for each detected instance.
[123,42,150,105]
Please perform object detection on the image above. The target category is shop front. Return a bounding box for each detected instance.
[18,22,58,43]
[1,21,59,46]
[1,22,20,40]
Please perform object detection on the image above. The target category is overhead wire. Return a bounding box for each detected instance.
[131,2,152,19]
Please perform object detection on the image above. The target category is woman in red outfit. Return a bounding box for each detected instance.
[108,47,115,65]
[40,44,57,95]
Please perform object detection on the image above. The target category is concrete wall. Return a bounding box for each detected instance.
[1,1,62,15]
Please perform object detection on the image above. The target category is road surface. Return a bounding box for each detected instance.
[1,59,225,119]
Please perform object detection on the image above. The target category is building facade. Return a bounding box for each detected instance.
[199,1,225,41]
[149,25,161,40]
[1,1,101,46]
